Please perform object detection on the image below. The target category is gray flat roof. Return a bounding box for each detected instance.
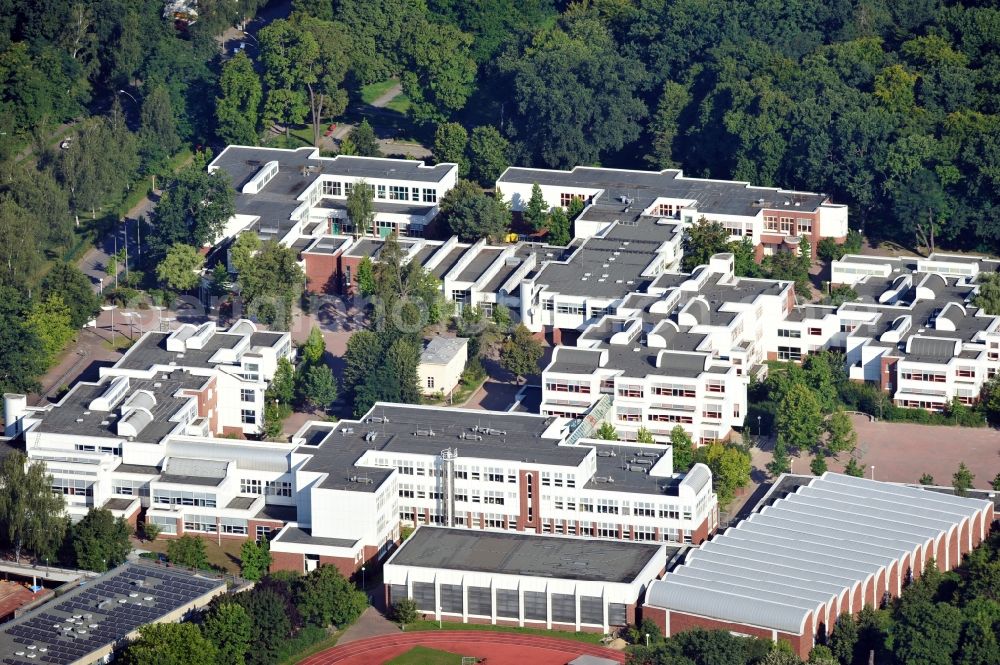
[390,526,667,583]
[499,166,828,217]
[295,404,583,492]
[0,561,224,665]
[33,373,207,443]
[273,525,356,549]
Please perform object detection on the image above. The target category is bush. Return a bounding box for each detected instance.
[391,598,418,624]
[167,535,209,569]
[817,237,845,262]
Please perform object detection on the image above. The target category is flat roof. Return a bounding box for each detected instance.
[0,562,224,665]
[499,166,828,217]
[273,525,356,549]
[420,337,468,365]
[389,526,668,583]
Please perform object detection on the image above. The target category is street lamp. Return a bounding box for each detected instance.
[118,89,138,104]
[870,465,875,480]
[645,633,650,647]
[757,415,761,438]
[438,606,442,630]
[361,565,366,589]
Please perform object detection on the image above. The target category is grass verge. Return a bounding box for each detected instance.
[386,646,463,664]
[278,626,340,665]
[361,79,399,105]
[402,620,605,645]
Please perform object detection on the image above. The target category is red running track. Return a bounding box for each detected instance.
[299,631,628,665]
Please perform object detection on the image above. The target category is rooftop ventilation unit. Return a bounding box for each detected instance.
[637,451,659,458]
[625,464,647,473]
[341,427,354,435]
[593,476,615,483]
[459,432,482,440]
[364,431,378,442]
[596,450,616,457]
[367,416,388,423]
[483,428,506,436]
[414,429,436,437]
[350,476,374,484]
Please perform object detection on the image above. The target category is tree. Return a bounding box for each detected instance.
[888,599,963,665]
[646,81,690,169]
[469,125,511,186]
[776,384,824,452]
[0,196,41,288]
[139,84,180,173]
[299,327,326,367]
[349,119,380,157]
[0,452,66,562]
[524,183,548,231]
[500,20,647,168]
[829,612,858,665]
[391,598,418,624]
[683,218,731,272]
[670,426,694,472]
[546,206,571,246]
[202,602,252,665]
[356,256,376,296]
[148,167,235,261]
[844,457,865,477]
[295,565,368,628]
[346,179,375,237]
[824,412,857,455]
[433,122,468,176]
[42,262,101,329]
[953,462,974,497]
[120,622,218,665]
[596,422,619,441]
[342,331,383,399]
[767,441,792,477]
[992,473,1000,491]
[973,273,1000,316]
[920,473,936,486]
[817,237,846,262]
[400,18,476,123]
[27,295,75,366]
[238,241,305,329]
[141,521,160,543]
[0,288,47,394]
[167,534,208,569]
[230,232,261,275]
[298,364,339,410]
[808,644,838,665]
[216,51,262,145]
[956,621,1000,665]
[810,453,828,476]
[440,180,511,242]
[694,443,752,508]
[636,427,655,444]
[72,508,132,572]
[239,584,295,665]
[981,375,1000,426]
[156,244,205,292]
[240,539,272,581]
[500,324,543,382]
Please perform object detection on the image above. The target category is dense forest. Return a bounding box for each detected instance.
[294,0,1000,253]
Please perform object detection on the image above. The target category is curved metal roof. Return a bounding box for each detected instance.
[645,472,991,636]
[680,463,711,495]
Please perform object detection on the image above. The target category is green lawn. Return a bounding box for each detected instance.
[403,620,605,645]
[386,646,463,665]
[385,93,411,114]
[361,79,399,105]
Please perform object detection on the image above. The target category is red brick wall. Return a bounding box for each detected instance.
[340,255,364,296]
[691,515,712,544]
[664,609,813,660]
[304,251,341,294]
[270,551,303,574]
[516,470,540,533]
[880,356,898,392]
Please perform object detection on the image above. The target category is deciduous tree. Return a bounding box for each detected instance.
[500,324,543,382]
[683,218,731,272]
[469,125,510,186]
[346,178,375,236]
[216,52,262,145]
[167,534,208,569]
[953,462,974,497]
[72,508,132,572]
[27,295,75,366]
[202,602,252,665]
[294,565,368,628]
[524,183,548,231]
[120,623,217,665]
[42,262,101,328]
[670,426,694,472]
[239,539,272,582]
[433,121,469,175]
[0,452,66,562]
[156,244,205,292]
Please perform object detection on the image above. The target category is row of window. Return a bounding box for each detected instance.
[764,216,813,235]
[321,180,438,203]
[240,479,293,497]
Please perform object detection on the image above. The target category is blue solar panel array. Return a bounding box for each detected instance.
[0,564,223,665]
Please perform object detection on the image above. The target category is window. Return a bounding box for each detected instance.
[266,481,292,497]
[377,184,386,199]
[389,185,409,200]
[241,389,255,403]
[52,477,92,496]
[777,329,801,338]
[545,381,590,394]
[221,518,248,535]
[780,217,794,234]
[659,505,680,519]
[654,203,676,218]
[808,327,822,336]
[322,180,342,196]
[617,385,643,398]
[487,469,504,483]
[702,408,722,420]
[597,523,617,538]
[957,367,975,378]
[798,218,812,234]
[426,377,435,389]
[597,499,619,514]
[241,479,263,494]
[560,192,585,208]
[556,302,585,315]
[777,346,802,361]
[652,385,696,398]
[764,215,778,231]
[184,515,217,533]
[241,409,256,424]
[411,188,421,202]
[256,525,273,542]
[344,182,354,196]
[243,363,260,381]
[154,490,216,508]
[706,380,725,393]
[542,299,554,311]
[150,515,177,535]
[423,188,437,203]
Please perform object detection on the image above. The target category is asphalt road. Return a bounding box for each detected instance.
[77,192,159,292]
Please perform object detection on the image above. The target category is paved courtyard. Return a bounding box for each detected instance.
[749,415,1000,490]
